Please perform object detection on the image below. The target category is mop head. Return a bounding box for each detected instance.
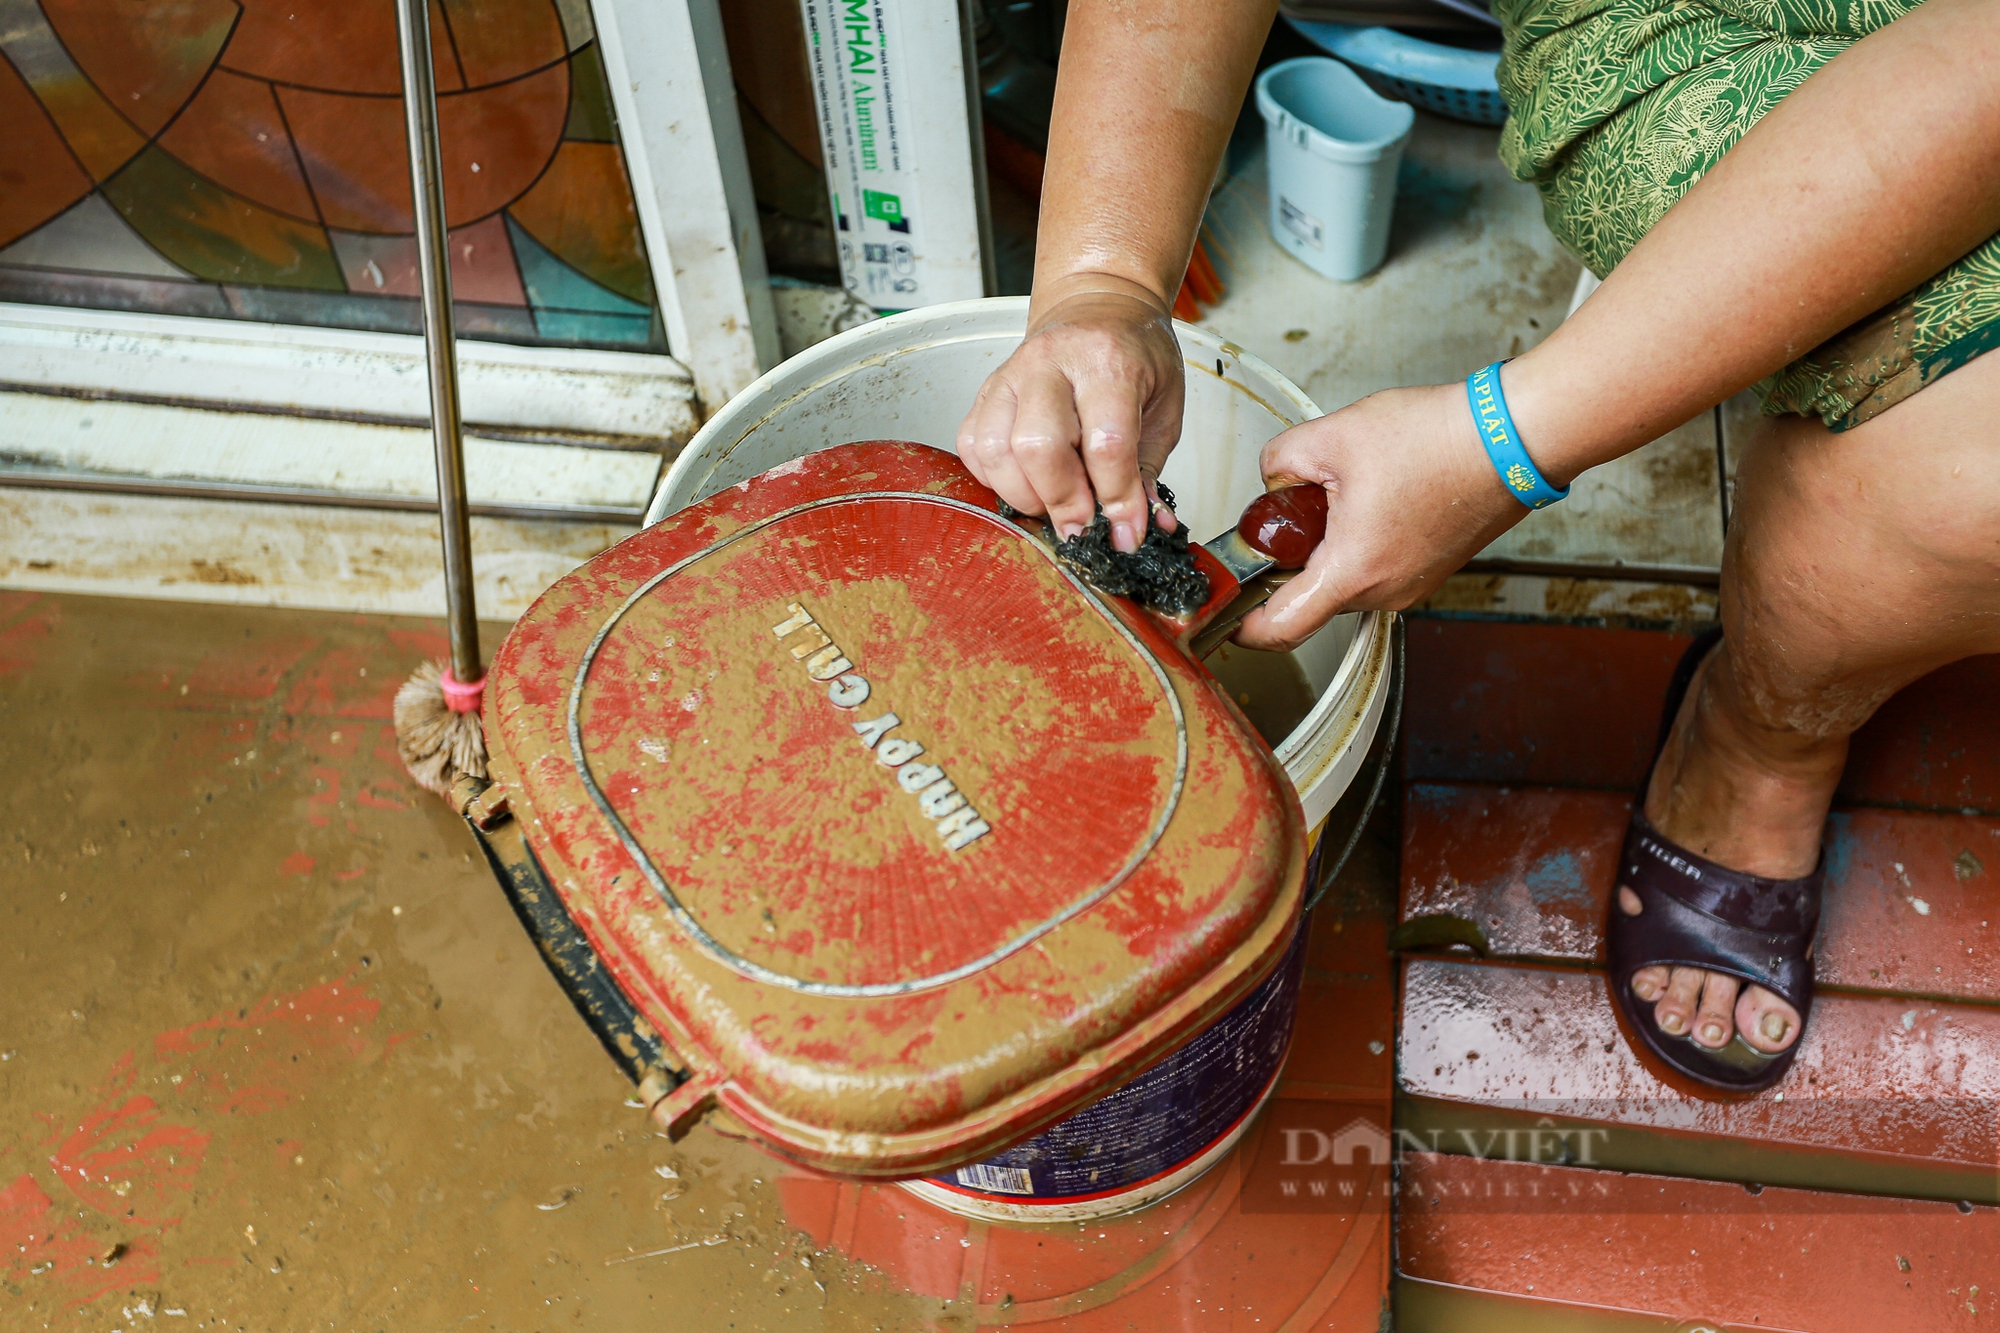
[394,659,488,797]
[1004,484,1210,616]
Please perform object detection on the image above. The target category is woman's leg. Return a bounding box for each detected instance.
[1624,349,2000,1053]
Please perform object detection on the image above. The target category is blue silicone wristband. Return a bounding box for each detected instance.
[1467,362,1568,510]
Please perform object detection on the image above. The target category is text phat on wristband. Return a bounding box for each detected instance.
[1468,361,1569,510]
[771,601,992,851]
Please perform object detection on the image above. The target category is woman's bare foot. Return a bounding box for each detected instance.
[1618,639,1843,1056]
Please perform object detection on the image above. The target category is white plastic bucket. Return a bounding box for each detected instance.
[646,299,1394,1219]
[647,297,1392,836]
[1255,56,1415,281]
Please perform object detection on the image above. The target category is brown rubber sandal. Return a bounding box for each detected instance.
[1606,628,1822,1092]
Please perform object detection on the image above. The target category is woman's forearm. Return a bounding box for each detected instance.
[1029,0,1278,326]
[1507,0,2000,485]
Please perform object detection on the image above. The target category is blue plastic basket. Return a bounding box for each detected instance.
[1285,19,1507,127]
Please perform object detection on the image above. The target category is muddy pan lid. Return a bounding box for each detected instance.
[483,442,1306,1177]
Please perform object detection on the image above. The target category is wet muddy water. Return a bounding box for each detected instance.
[0,592,942,1331]
[1,591,1396,1332]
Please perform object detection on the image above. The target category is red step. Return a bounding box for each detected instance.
[1392,617,2000,1328]
[1397,1152,2000,1333]
[1397,957,2000,1205]
[1402,782,2000,1002]
[1403,618,2000,813]
[1403,620,1691,791]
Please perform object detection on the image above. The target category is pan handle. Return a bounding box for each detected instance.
[1181,482,1328,655]
[1235,483,1328,569]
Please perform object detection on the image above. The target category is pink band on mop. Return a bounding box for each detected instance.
[440,667,485,713]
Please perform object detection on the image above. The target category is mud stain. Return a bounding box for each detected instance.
[1420,574,1720,631]
[0,592,938,1331]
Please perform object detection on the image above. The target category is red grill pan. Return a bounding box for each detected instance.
[466,440,1328,1178]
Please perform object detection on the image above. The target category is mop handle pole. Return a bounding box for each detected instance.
[395,0,481,686]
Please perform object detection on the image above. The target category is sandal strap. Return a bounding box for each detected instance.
[1612,813,1820,1012]
[1624,809,1821,936]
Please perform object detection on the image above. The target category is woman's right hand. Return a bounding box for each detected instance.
[957,275,1187,554]
[1234,382,1532,651]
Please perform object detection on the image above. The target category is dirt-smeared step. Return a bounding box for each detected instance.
[1396,1151,1999,1333]
[1402,782,2000,1002]
[1392,617,2000,1319]
[1397,957,2000,1205]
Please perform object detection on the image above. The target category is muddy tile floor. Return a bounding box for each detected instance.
[0,591,951,1331]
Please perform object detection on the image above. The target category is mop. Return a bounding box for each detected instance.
[387,0,487,797]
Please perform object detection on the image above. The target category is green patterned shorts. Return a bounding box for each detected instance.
[1495,0,2000,429]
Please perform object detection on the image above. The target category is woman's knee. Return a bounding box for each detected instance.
[1735,353,2000,581]
[1721,353,2000,732]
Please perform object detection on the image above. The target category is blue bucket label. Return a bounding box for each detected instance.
[927,922,1309,1204]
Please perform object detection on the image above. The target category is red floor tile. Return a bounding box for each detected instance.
[1397,1152,2000,1333]
[1283,974,1396,1099]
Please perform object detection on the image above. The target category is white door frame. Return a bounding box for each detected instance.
[0,303,697,442]
[595,0,781,411]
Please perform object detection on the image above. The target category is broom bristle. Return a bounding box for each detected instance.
[394,659,488,798]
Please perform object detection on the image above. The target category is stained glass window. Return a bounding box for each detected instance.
[0,0,665,352]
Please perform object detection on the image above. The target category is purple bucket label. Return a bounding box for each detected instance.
[925,921,1309,1206]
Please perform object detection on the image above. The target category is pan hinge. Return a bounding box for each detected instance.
[450,774,512,830]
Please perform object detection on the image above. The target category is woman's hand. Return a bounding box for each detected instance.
[957,277,1186,552]
[955,0,1274,549]
[1234,381,1532,650]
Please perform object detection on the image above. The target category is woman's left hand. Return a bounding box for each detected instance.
[1233,381,1534,650]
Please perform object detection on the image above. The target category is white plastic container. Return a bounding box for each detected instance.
[796,0,987,309]
[1255,56,1415,281]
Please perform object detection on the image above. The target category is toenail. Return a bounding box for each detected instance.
[1761,1012,1789,1042]
[1661,1013,1684,1034]
[1702,1023,1725,1044]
